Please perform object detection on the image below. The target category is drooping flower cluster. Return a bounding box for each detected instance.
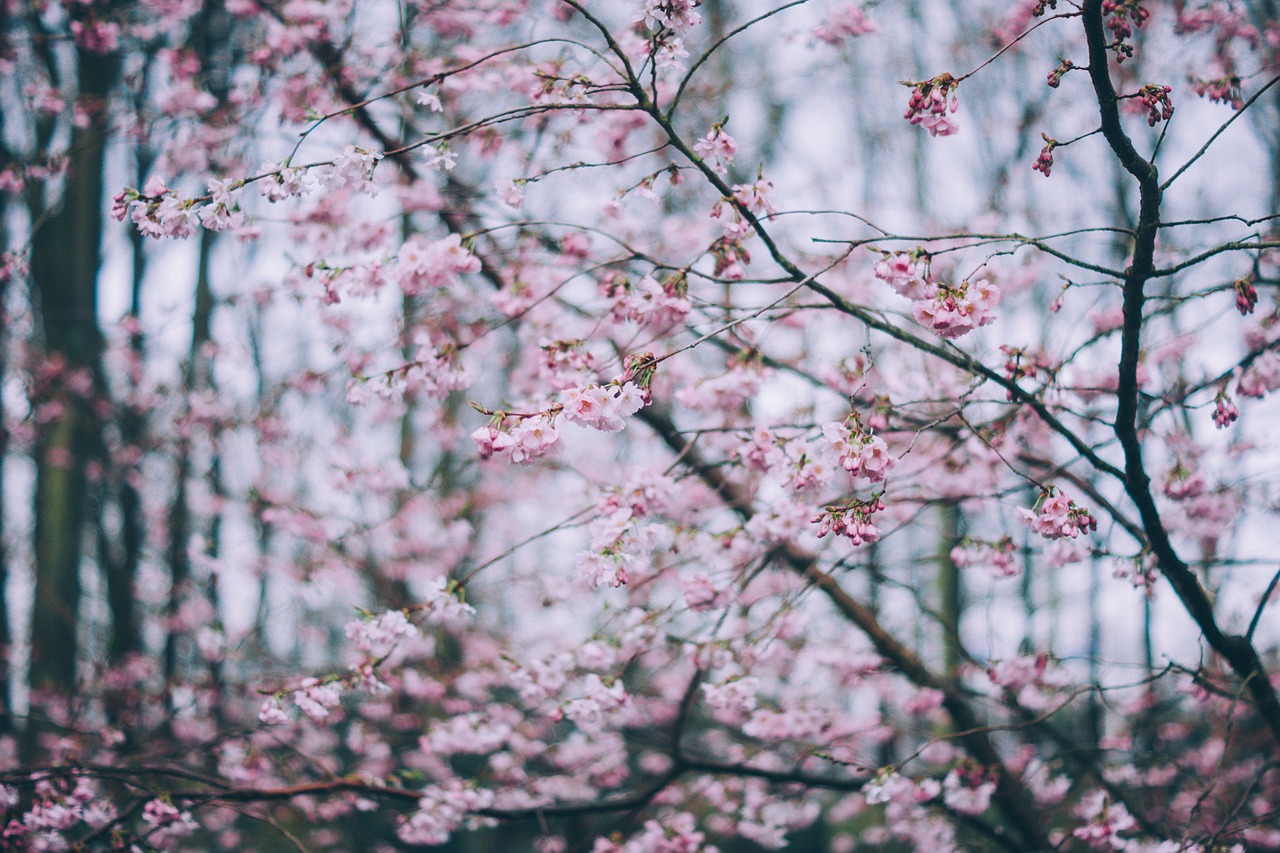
[113,176,200,239]
[912,279,1001,340]
[1102,0,1151,61]
[814,3,877,44]
[398,782,495,846]
[577,502,669,589]
[811,496,886,546]
[874,252,931,299]
[1033,135,1057,177]
[822,418,896,483]
[562,381,648,432]
[395,233,483,295]
[293,677,343,721]
[1134,83,1174,126]
[1072,790,1136,848]
[1213,388,1240,428]
[951,536,1019,578]
[561,673,629,733]
[903,73,960,137]
[639,0,702,33]
[601,272,692,329]
[344,609,419,658]
[141,799,200,849]
[1019,487,1098,540]
[1192,73,1243,110]
[1238,350,1280,398]
[943,762,998,816]
[472,414,562,464]
[874,252,1001,338]
[1234,275,1258,315]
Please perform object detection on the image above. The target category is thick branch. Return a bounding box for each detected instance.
[1082,0,1280,748]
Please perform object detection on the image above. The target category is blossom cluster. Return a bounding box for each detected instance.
[398,782,495,846]
[951,536,1019,578]
[395,233,483,295]
[912,279,1000,339]
[472,414,562,464]
[814,3,877,44]
[1019,487,1097,540]
[344,609,419,658]
[1192,74,1244,110]
[0,778,118,851]
[693,124,739,175]
[1103,0,1151,60]
[811,496,886,546]
[602,272,692,329]
[903,73,960,137]
[822,419,896,483]
[562,381,648,431]
[1033,134,1057,177]
[1213,388,1240,428]
[1238,350,1280,399]
[1134,83,1174,126]
[874,252,1000,338]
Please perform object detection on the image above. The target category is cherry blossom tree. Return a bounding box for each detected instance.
[3,0,1280,850]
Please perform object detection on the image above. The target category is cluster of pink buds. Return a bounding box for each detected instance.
[811,496,885,546]
[1046,58,1074,88]
[903,73,960,137]
[1192,74,1243,110]
[1213,388,1239,428]
[1135,83,1174,126]
[1233,274,1258,315]
[1032,134,1057,177]
[1103,0,1150,61]
[1020,486,1098,540]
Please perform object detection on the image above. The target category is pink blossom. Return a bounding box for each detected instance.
[693,125,739,175]
[815,4,877,44]
[1020,487,1097,540]
[294,677,342,721]
[823,421,897,483]
[345,610,419,658]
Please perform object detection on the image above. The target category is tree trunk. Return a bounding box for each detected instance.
[28,48,116,698]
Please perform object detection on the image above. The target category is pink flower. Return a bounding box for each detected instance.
[693,125,738,175]
[815,4,877,44]
[1021,487,1097,540]
[824,421,897,483]
[905,74,960,137]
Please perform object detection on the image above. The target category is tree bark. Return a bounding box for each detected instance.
[27,48,116,697]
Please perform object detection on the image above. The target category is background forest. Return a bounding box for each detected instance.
[3,0,1280,850]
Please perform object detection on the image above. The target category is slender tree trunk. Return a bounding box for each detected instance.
[1087,550,1103,751]
[28,48,116,699]
[165,229,217,696]
[937,501,963,682]
[0,195,12,732]
[103,145,154,666]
